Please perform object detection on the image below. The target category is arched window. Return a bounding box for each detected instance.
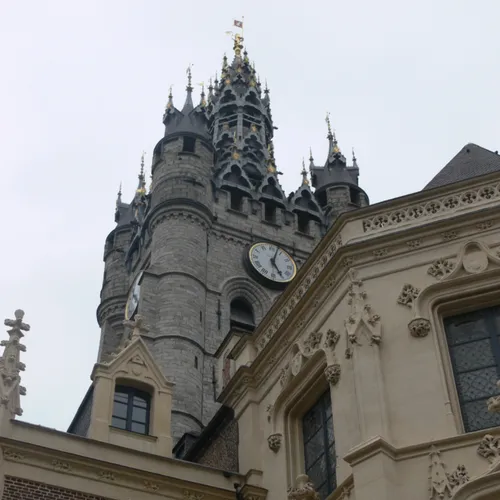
[111,385,151,435]
[444,305,500,432]
[230,298,255,331]
[302,390,336,499]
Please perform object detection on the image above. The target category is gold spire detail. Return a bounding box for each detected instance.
[326,112,340,153]
[232,132,240,160]
[301,158,309,185]
[267,143,277,174]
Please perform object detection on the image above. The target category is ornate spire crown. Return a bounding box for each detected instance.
[136,152,147,196]
[301,158,309,185]
[0,309,30,419]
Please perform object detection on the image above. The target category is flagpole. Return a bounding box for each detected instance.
[242,15,245,40]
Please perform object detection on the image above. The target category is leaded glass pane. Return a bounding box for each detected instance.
[450,339,496,372]
[445,307,500,433]
[303,407,322,443]
[456,366,499,402]
[326,416,334,445]
[302,390,336,499]
[445,315,489,345]
[462,398,500,431]
[304,429,324,468]
[306,454,327,491]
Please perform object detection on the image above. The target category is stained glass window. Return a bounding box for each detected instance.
[302,390,336,499]
[444,306,500,432]
[111,385,151,435]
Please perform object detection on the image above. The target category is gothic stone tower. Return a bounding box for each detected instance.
[93,35,369,443]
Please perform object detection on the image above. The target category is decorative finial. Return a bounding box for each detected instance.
[352,147,358,167]
[186,64,193,91]
[232,132,240,160]
[136,153,147,196]
[1,310,30,419]
[267,142,277,174]
[309,147,314,162]
[325,112,333,140]
[165,85,174,112]
[301,158,309,185]
[116,182,122,205]
[198,82,206,107]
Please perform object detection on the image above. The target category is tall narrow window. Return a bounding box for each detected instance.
[444,306,500,432]
[230,298,255,331]
[112,385,151,435]
[264,203,276,223]
[182,136,196,153]
[302,390,336,499]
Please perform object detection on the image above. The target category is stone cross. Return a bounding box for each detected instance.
[0,310,30,419]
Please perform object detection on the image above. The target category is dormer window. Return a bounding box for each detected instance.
[297,213,310,234]
[112,385,151,435]
[264,203,276,223]
[230,191,244,211]
[182,136,196,153]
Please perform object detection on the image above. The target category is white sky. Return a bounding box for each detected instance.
[1,0,499,431]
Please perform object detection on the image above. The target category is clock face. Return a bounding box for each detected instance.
[125,271,143,321]
[248,242,297,285]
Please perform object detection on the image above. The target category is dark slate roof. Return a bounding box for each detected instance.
[424,143,500,190]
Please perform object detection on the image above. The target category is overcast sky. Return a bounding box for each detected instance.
[1,0,499,431]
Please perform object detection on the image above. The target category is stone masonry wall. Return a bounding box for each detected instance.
[2,477,111,500]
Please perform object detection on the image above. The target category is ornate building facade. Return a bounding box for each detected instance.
[2,32,500,500]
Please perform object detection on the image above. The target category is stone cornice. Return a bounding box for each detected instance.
[1,421,242,498]
[344,429,500,466]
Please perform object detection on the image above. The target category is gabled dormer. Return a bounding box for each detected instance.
[87,318,174,457]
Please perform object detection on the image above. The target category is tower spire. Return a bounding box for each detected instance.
[199,82,206,107]
[309,147,314,167]
[326,112,341,156]
[116,182,122,205]
[136,152,146,196]
[165,85,174,112]
[182,65,194,113]
[301,158,309,185]
[352,147,358,168]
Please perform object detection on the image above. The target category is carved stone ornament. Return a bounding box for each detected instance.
[397,284,420,308]
[184,491,204,500]
[324,364,341,386]
[291,352,305,377]
[303,331,322,355]
[287,474,320,500]
[428,447,470,499]
[408,317,431,338]
[477,434,500,463]
[344,271,382,346]
[267,433,282,452]
[428,258,455,280]
[0,310,30,419]
[486,381,500,413]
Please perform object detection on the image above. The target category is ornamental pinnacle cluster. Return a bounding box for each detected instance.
[83,29,369,445]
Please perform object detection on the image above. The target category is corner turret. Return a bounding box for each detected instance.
[310,114,369,222]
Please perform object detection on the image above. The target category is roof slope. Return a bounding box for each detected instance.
[424,143,500,190]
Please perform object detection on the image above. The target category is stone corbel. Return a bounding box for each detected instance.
[287,474,320,500]
[267,433,282,453]
[408,317,431,338]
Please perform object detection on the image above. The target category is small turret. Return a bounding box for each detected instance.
[309,113,369,223]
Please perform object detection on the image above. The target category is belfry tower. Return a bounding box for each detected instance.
[84,32,369,444]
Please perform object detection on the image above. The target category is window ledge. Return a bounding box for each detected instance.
[261,219,281,228]
[227,208,248,218]
[294,230,315,240]
[109,426,158,443]
[177,152,200,159]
